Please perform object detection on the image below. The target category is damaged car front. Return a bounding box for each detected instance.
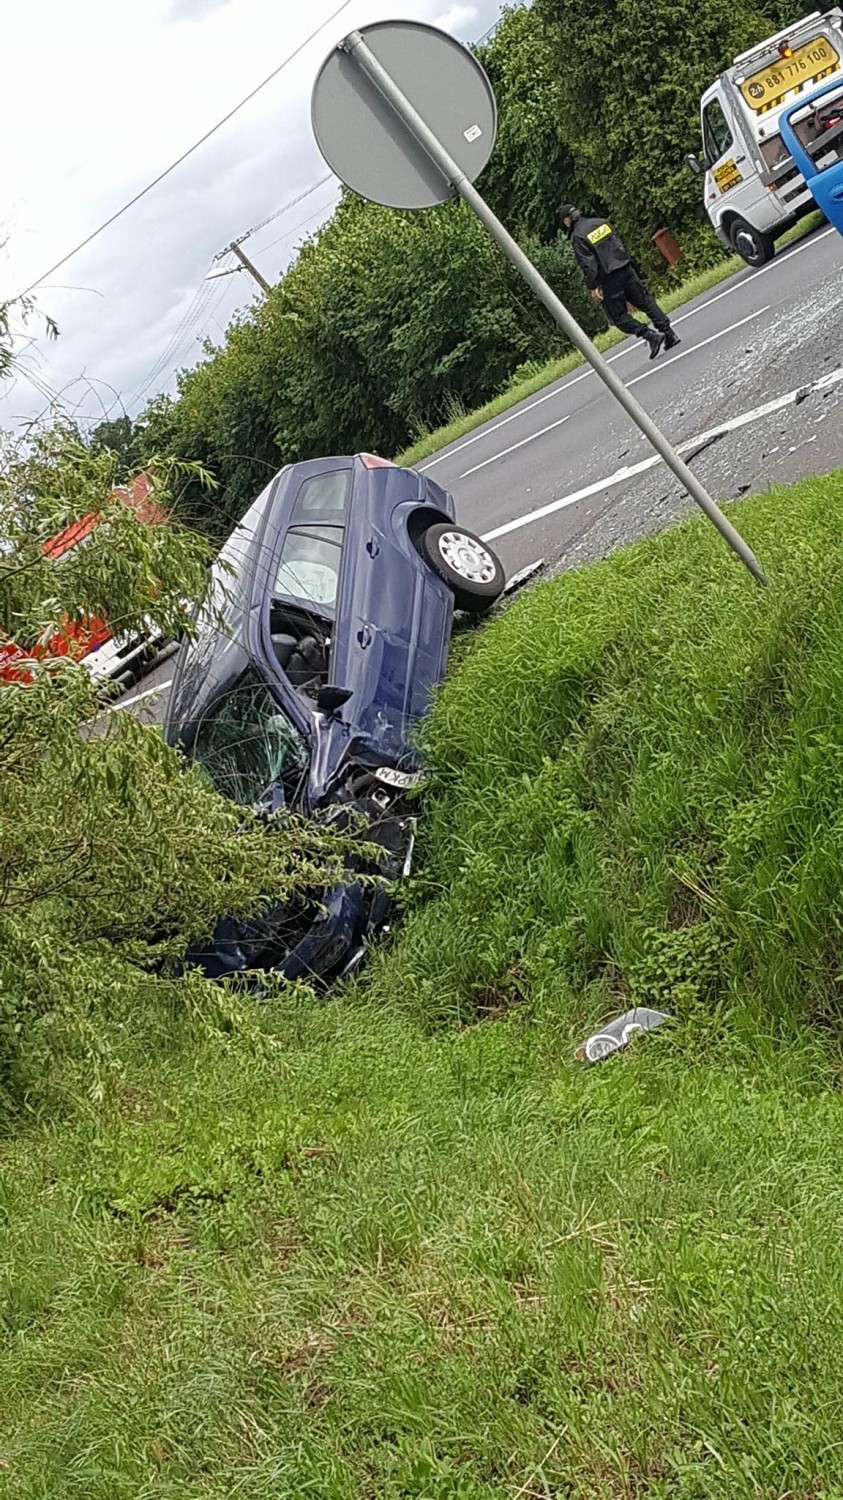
[164,454,504,984]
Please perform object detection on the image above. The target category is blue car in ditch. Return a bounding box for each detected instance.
[164,453,505,984]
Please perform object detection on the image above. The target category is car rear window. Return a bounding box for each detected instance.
[274,526,344,608]
[292,469,351,519]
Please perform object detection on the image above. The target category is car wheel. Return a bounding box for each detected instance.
[417,523,505,613]
[729,217,775,267]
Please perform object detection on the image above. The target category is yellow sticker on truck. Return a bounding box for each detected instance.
[740,35,840,113]
[586,222,612,244]
[713,158,743,193]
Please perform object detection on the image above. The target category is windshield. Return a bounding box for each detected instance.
[191,665,307,806]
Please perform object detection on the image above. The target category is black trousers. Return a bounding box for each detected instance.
[601,265,671,338]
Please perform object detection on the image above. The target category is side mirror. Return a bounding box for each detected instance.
[685,152,705,177]
[317,684,353,716]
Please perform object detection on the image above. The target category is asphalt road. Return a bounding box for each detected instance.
[113,223,843,726]
[426,222,843,577]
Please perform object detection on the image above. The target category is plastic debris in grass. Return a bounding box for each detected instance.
[502,558,544,595]
[575,1008,670,1063]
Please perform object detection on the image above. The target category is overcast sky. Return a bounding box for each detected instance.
[0,0,503,433]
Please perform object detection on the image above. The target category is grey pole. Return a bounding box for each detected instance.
[341,29,767,587]
[229,241,271,295]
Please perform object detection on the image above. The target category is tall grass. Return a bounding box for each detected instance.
[374,470,843,1041]
[3,470,843,1495]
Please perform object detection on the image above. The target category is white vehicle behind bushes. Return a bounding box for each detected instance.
[80,623,173,690]
[688,9,843,265]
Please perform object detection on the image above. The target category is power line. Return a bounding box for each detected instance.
[218,15,499,258]
[253,188,342,258]
[20,6,503,422]
[219,173,336,255]
[14,0,352,302]
[127,188,340,412]
[128,271,224,410]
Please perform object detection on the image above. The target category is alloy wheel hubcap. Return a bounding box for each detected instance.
[438,530,497,583]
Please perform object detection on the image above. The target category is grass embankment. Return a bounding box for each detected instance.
[5,471,843,1495]
[396,213,825,469]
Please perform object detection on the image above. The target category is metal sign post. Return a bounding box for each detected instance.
[312,21,767,586]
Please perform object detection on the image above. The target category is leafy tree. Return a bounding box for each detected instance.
[136,195,604,526]
[132,0,812,517]
[0,428,209,647]
[88,414,140,479]
[536,0,784,268]
[0,426,343,1113]
[477,3,590,239]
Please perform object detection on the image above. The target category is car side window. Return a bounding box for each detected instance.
[703,99,733,163]
[274,525,344,608]
[292,469,351,519]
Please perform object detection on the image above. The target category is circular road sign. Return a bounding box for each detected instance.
[311,19,497,211]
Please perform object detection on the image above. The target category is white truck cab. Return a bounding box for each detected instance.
[689,10,843,264]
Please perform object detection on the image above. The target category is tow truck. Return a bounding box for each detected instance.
[688,9,843,264]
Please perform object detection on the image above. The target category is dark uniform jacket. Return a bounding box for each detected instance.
[569,215,633,289]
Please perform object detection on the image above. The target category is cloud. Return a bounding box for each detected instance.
[0,0,504,432]
[432,4,481,36]
[165,0,235,21]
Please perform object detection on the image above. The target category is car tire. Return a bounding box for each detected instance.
[729,217,775,268]
[417,523,505,613]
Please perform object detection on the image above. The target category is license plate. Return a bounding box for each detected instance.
[741,35,840,112]
[375,766,426,790]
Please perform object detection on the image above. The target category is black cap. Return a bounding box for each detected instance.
[557,203,579,235]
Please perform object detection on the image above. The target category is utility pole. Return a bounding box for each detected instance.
[227,241,271,294]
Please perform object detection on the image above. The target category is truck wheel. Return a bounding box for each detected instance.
[729,218,775,267]
[417,524,505,613]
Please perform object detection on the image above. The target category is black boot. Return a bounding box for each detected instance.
[643,327,665,360]
[663,327,681,350]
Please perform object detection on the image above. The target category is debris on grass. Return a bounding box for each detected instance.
[575,1008,670,1063]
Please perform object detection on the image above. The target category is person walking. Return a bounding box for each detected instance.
[558,204,680,360]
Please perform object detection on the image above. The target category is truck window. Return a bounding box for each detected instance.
[703,99,734,163]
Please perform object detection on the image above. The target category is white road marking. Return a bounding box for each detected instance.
[481,364,843,543]
[669,225,835,330]
[422,378,577,473]
[111,677,173,711]
[460,414,571,479]
[626,305,769,388]
[421,226,837,474]
[462,309,768,480]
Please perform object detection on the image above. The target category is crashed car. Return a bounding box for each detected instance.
[164,453,505,983]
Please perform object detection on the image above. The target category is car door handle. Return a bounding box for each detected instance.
[830,184,843,200]
[366,538,380,558]
[357,625,373,648]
